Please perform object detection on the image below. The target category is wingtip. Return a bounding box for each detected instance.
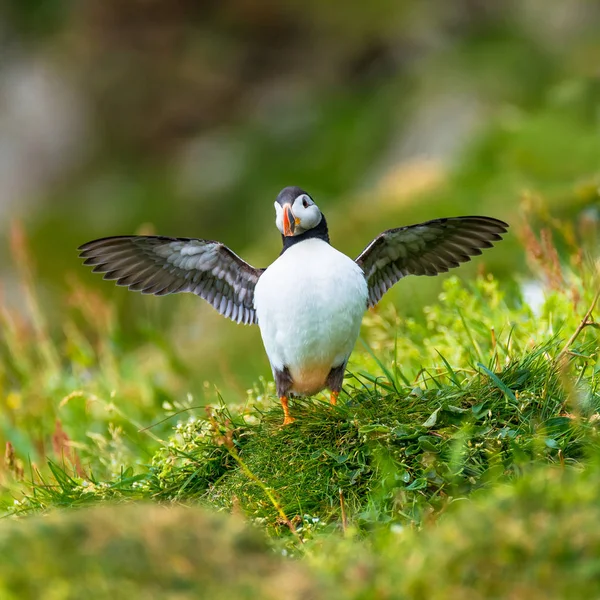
[482,216,510,230]
[77,240,94,253]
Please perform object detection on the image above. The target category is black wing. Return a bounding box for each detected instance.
[78,236,263,324]
[355,216,508,307]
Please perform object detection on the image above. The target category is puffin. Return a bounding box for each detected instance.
[79,186,508,424]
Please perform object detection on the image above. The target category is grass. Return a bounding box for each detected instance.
[1,199,599,597]
[10,332,597,529]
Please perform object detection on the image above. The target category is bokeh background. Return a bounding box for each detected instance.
[2,0,600,397]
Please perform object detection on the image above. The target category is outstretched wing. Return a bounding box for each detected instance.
[355,216,508,307]
[79,236,263,324]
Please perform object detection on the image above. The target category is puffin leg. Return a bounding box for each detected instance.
[326,363,346,407]
[273,365,295,425]
[280,396,295,425]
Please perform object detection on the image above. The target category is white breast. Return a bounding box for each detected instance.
[254,238,368,395]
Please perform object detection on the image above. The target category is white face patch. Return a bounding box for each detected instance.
[274,194,322,236]
[291,195,322,235]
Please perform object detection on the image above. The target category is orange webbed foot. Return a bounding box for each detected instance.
[280,396,295,426]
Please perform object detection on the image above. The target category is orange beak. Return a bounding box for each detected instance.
[282,203,296,236]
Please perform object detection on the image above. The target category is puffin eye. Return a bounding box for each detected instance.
[302,197,309,209]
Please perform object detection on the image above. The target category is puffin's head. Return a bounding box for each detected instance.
[274,186,322,237]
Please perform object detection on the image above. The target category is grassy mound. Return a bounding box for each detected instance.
[142,255,600,532]
[0,503,319,600]
[147,338,598,530]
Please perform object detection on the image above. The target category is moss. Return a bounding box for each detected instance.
[314,465,600,599]
[402,467,600,599]
[0,503,320,600]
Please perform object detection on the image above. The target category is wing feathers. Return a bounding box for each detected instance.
[355,216,508,307]
[79,235,263,324]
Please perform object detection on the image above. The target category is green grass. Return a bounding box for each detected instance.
[9,331,598,530]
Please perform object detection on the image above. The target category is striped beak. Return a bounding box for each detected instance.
[282,204,296,237]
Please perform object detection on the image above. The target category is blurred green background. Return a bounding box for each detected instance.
[1,0,599,397]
